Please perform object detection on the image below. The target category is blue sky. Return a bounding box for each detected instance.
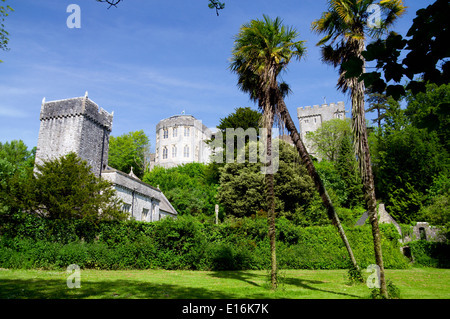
[0,0,434,151]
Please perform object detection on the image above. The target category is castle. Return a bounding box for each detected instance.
[297,101,346,158]
[153,114,213,169]
[35,93,178,222]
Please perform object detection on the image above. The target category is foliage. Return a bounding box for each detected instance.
[305,118,351,162]
[0,214,411,271]
[408,240,450,268]
[0,140,36,218]
[0,0,13,62]
[315,159,364,213]
[372,125,449,223]
[143,162,219,218]
[370,279,401,299]
[417,173,450,231]
[360,0,449,99]
[366,91,403,130]
[28,153,127,222]
[405,83,450,153]
[108,130,151,180]
[217,141,316,220]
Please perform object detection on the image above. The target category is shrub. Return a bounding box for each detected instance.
[0,214,412,271]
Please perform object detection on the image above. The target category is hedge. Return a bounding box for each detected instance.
[0,214,414,270]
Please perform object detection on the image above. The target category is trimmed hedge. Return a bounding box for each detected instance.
[0,214,413,270]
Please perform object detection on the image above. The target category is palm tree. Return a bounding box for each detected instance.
[312,0,406,298]
[230,15,359,288]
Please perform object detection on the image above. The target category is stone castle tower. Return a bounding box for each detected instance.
[35,92,113,176]
[297,101,346,157]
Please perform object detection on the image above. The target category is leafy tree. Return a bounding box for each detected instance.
[417,173,449,235]
[0,0,13,62]
[210,107,262,167]
[230,15,306,288]
[365,91,402,130]
[217,140,315,219]
[143,162,219,218]
[360,0,449,99]
[108,130,151,179]
[27,153,127,222]
[0,140,35,170]
[0,140,35,218]
[305,118,351,162]
[373,125,449,223]
[335,133,365,209]
[312,0,406,298]
[405,83,450,152]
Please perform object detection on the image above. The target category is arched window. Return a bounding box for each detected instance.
[173,127,178,137]
[163,129,168,139]
[172,145,177,158]
[184,145,189,158]
[184,126,190,137]
[163,146,168,159]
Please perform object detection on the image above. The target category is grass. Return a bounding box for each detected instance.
[0,268,449,299]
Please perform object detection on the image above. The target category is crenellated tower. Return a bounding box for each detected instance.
[297,101,346,158]
[35,92,114,176]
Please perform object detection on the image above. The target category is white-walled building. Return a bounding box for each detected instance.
[154,114,213,169]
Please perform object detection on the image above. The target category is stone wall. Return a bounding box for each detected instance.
[101,168,177,221]
[35,94,113,176]
[297,102,346,157]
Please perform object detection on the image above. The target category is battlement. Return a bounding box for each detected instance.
[40,94,113,132]
[297,101,345,118]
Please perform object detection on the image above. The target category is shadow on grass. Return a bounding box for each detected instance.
[0,278,236,299]
[209,271,362,299]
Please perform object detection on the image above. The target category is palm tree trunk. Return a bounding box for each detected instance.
[351,77,387,297]
[262,93,277,290]
[277,94,359,271]
[266,126,277,290]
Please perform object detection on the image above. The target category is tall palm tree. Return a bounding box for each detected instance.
[230,15,359,288]
[312,0,406,298]
[230,15,303,289]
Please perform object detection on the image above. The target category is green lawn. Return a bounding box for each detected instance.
[0,268,448,299]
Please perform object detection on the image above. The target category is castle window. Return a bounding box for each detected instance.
[163,129,168,139]
[173,127,177,137]
[305,119,309,123]
[184,145,190,158]
[142,208,149,221]
[163,147,168,159]
[184,127,190,137]
[122,204,131,213]
[172,145,177,158]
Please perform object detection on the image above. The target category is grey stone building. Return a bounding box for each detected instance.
[35,93,177,221]
[297,101,346,157]
[154,114,213,169]
[35,94,113,177]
